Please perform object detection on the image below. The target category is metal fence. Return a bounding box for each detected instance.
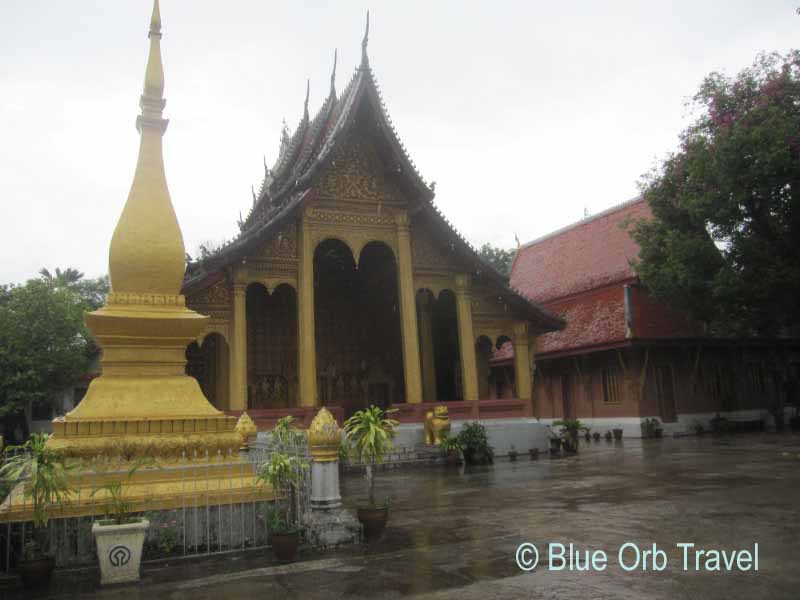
[0,433,310,572]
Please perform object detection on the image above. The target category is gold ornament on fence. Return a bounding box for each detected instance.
[307,407,341,462]
[235,412,258,450]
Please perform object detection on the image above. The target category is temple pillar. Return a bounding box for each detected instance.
[513,321,533,400]
[216,336,230,410]
[298,215,318,407]
[230,281,248,410]
[396,212,423,404]
[417,292,437,402]
[454,274,479,402]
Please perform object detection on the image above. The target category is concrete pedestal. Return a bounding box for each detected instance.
[305,459,360,547]
[310,460,341,510]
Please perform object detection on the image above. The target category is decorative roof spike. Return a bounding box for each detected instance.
[360,11,370,68]
[303,79,310,120]
[279,118,290,157]
[329,48,338,98]
[143,0,165,106]
[251,185,257,206]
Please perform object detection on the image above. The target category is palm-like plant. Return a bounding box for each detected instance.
[0,434,74,555]
[343,406,398,507]
[257,452,308,534]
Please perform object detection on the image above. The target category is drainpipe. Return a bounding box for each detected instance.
[624,284,634,338]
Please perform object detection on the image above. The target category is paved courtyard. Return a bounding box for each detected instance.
[4,433,800,599]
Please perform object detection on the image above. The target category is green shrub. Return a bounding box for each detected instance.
[456,422,494,465]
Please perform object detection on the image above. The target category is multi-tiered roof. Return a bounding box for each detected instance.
[183,16,564,331]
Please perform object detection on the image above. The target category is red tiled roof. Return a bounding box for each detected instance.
[510,198,650,303]
[536,287,627,355]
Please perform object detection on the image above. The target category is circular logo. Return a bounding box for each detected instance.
[515,543,539,572]
[108,545,132,567]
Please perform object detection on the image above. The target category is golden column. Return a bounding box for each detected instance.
[512,321,533,400]
[395,212,423,404]
[416,292,437,402]
[454,274,479,402]
[0,2,268,520]
[230,277,248,410]
[298,213,318,407]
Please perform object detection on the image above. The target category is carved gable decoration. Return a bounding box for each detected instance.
[259,222,297,259]
[410,222,457,269]
[316,136,399,204]
[187,279,230,307]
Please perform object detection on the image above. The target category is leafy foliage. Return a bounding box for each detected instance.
[272,415,304,447]
[344,406,398,507]
[477,243,516,278]
[629,51,800,336]
[257,452,308,534]
[90,460,149,525]
[0,268,107,421]
[552,418,588,437]
[456,422,494,465]
[0,433,74,529]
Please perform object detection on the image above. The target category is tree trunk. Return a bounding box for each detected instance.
[366,465,375,507]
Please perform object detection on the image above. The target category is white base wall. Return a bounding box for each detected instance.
[393,418,551,455]
[540,409,773,439]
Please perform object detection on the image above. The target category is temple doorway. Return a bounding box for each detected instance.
[185,332,230,410]
[246,283,298,409]
[314,239,404,418]
[432,290,462,401]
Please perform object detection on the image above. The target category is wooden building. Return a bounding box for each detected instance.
[182,26,564,428]
[507,198,800,437]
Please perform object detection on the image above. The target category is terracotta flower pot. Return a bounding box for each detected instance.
[358,506,388,543]
[270,531,300,562]
[18,556,54,589]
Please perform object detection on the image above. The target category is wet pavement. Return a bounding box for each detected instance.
[4,433,800,599]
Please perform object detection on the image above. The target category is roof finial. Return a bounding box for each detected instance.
[149,0,161,35]
[361,11,370,67]
[143,0,165,105]
[303,78,310,120]
[329,49,338,97]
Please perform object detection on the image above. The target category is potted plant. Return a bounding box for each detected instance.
[91,462,150,585]
[0,433,74,589]
[344,405,399,542]
[439,434,464,466]
[257,451,309,561]
[641,418,663,439]
[456,422,494,465]
[549,434,562,455]
[553,418,588,454]
[508,445,518,462]
[613,428,624,441]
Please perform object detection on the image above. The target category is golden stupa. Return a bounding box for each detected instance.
[1,1,267,520]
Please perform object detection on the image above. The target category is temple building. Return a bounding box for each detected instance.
[507,198,800,436]
[182,19,564,428]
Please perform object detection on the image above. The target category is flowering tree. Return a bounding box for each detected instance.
[630,51,800,336]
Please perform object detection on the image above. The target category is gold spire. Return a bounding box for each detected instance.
[108,0,185,296]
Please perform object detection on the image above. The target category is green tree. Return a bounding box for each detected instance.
[39,267,109,310]
[0,279,92,421]
[478,243,516,278]
[630,51,800,336]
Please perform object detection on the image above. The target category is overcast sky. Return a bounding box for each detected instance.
[1,1,797,285]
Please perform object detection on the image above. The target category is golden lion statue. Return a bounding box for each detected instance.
[424,405,451,445]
